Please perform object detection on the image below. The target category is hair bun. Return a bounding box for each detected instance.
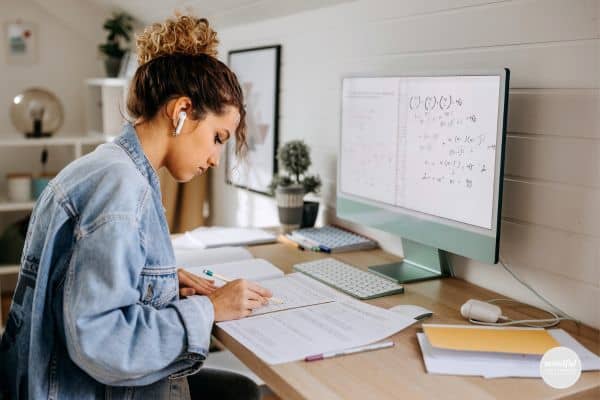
[136,15,219,65]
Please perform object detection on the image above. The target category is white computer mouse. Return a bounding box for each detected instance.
[389,304,433,320]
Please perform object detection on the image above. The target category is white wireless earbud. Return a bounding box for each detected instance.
[173,111,187,136]
[460,299,502,323]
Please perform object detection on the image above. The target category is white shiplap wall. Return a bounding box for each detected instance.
[211,0,600,328]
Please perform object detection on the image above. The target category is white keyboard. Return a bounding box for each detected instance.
[293,258,404,300]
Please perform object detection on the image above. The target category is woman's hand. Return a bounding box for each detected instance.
[207,279,273,321]
[177,268,218,297]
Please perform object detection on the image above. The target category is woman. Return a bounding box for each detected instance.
[0,15,271,400]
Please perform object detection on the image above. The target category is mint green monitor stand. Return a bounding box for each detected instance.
[368,238,453,283]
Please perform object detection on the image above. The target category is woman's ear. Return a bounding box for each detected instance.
[169,97,193,133]
[169,97,192,120]
[173,111,187,136]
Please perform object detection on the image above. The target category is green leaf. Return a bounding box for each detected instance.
[99,12,134,57]
[277,140,311,179]
[302,174,322,195]
[272,140,321,196]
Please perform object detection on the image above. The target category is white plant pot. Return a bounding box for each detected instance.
[275,185,305,233]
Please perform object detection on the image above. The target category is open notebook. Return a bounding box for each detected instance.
[176,247,416,365]
[178,247,336,317]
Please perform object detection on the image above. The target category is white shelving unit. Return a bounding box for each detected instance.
[0,199,36,212]
[0,266,20,275]
[0,134,111,212]
[0,134,112,158]
[84,78,129,136]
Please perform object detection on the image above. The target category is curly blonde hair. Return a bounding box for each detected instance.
[127,15,247,156]
[136,15,219,65]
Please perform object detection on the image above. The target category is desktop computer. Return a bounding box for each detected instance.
[337,70,510,283]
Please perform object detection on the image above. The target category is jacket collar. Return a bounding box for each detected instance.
[116,123,161,193]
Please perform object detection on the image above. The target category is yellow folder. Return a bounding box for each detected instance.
[422,324,560,355]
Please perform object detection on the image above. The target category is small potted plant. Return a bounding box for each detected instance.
[98,12,134,77]
[270,140,322,232]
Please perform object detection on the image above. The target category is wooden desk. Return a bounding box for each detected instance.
[212,243,600,400]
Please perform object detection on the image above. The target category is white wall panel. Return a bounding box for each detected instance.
[509,90,599,137]
[505,135,600,187]
[278,41,599,91]
[370,0,598,54]
[500,220,599,285]
[502,179,600,236]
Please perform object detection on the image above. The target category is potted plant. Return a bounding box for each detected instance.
[98,12,134,77]
[269,140,322,232]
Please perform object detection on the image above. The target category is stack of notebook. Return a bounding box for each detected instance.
[417,324,600,378]
[172,226,276,249]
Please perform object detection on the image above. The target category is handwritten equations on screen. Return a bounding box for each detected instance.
[340,76,501,229]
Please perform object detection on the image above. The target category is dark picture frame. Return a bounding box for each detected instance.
[225,45,281,195]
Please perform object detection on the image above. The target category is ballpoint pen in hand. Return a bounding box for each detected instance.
[202,269,284,304]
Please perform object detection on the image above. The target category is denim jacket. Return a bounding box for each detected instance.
[0,124,214,399]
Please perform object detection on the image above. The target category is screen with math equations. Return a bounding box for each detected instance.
[340,75,503,231]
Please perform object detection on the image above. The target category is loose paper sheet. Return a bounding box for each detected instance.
[250,273,341,316]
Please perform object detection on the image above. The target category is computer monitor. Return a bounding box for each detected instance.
[337,70,509,283]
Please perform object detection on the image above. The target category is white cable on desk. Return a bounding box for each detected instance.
[466,257,580,328]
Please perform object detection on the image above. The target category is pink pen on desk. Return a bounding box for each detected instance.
[304,341,395,362]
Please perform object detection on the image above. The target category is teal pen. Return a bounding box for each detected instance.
[202,269,232,283]
[202,269,284,304]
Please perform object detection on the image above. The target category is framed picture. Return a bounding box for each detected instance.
[5,21,37,64]
[225,45,281,195]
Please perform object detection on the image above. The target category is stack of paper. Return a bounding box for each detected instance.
[175,243,418,366]
[217,276,417,365]
[417,324,600,378]
[172,226,276,249]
